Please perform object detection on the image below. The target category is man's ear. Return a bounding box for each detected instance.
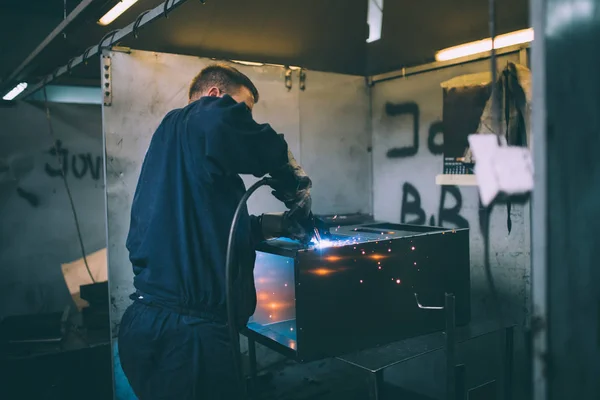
[206,87,221,97]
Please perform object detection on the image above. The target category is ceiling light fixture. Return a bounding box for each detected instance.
[435,28,534,62]
[98,0,139,26]
[231,60,265,67]
[2,82,28,101]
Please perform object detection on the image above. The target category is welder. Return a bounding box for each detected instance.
[117,64,313,400]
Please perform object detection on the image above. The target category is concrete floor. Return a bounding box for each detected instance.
[252,358,433,400]
[1,333,527,400]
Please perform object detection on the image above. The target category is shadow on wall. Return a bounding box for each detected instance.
[62,248,108,310]
[0,101,105,319]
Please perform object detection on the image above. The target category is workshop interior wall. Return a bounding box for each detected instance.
[104,48,532,398]
[371,54,531,398]
[0,101,105,319]
[103,49,371,397]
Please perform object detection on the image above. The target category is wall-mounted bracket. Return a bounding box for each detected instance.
[299,69,306,91]
[284,68,292,91]
[102,55,112,106]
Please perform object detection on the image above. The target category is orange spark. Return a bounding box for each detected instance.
[309,268,336,276]
[257,292,269,301]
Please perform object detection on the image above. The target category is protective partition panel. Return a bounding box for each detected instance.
[299,71,372,214]
[0,102,105,319]
[371,53,531,399]
[102,49,370,397]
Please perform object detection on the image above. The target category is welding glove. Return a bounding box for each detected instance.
[259,212,309,242]
[269,149,312,219]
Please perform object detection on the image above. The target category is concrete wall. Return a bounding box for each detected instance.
[371,54,531,398]
[0,101,105,318]
[103,48,531,398]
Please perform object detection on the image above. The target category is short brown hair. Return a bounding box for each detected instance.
[188,64,259,102]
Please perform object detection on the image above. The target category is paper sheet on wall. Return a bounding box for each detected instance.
[61,248,108,310]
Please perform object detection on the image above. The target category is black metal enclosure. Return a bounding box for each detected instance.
[245,222,470,362]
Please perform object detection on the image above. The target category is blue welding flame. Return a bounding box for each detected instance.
[309,236,362,249]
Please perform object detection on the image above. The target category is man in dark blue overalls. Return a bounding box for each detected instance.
[118,64,312,399]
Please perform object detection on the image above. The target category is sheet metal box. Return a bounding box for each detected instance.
[246,222,470,362]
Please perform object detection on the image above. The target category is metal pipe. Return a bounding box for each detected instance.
[370,44,529,85]
[19,0,194,99]
[445,293,456,400]
[504,326,515,400]
[489,0,502,137]
[530,0,548,396]
[248,337,257,398]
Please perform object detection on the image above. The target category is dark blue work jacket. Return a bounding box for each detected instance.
[126,95,288,324]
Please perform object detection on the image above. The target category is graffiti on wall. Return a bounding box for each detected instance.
[400,183,468,228]
[45,140,102,181]
[385,101,469,229]
[385,102,444,158]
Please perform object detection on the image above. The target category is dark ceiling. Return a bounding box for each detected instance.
[0,0,529,93]
[368,0,530,74]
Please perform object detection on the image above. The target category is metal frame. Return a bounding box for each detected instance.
[241,328,297,361]
[530,0,547,398]
[369,44,530,85]
[244,293,516,400]
[340,296,515,400]
[19,0,195,99]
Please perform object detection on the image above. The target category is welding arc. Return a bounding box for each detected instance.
[42,87,95,283]
[225,177,274,398]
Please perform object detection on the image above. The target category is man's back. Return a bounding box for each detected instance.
[126,95,288,323]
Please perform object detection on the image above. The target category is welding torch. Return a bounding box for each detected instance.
[297,212,330,245]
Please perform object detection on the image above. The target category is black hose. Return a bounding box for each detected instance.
[225,177,273,398]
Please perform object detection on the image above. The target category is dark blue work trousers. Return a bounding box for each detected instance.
[118,301,243,400]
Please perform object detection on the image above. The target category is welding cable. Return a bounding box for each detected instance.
[133,10,152,38]
[225,177,274,398]
[164,0,174,18]
[66,57,76,75]
[41,86,95,284]
[480,0,505,325]
[82,45,95,64]
[52,67,61,81]
[98,29,120,51]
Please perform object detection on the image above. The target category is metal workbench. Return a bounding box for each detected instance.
[335,320,514,400]
[244,294,514,400]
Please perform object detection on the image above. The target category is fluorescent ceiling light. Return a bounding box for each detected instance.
[435,28,534,62]
[232,60,264,67]
[2,82,28,101]
[231,60,301,70]
[98,0,139,26]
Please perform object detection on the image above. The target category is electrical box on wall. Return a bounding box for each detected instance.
[245,222,471,362]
